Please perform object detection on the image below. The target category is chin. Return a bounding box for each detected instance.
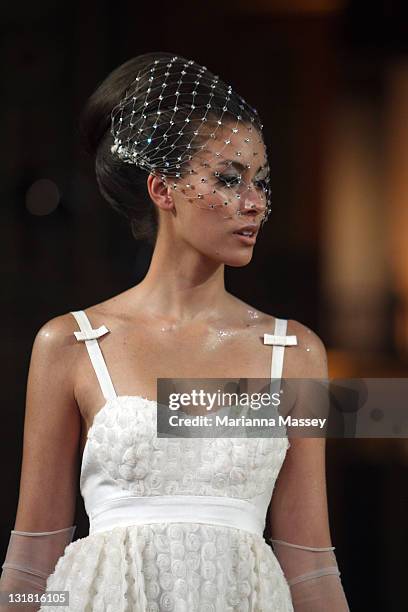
[222,251,255,267]
[201,242,256,266]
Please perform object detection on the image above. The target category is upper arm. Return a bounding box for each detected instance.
[13,314,82,531]
[269,322,332,546]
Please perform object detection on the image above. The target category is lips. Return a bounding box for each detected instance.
[232,225,259,237]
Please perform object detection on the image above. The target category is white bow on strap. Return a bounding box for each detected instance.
[74,325,110,342]
[263,333,298,346]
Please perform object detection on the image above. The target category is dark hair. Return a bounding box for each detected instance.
[79,52,259,245]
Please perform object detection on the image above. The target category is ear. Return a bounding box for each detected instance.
[147,174,174,211]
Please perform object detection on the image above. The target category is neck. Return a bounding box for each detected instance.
[132,236,230,323]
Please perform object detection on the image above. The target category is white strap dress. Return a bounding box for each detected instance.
[40,310,298,612]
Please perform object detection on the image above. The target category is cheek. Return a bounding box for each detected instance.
[180,201,228,248]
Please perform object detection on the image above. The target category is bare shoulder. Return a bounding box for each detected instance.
[34,311,80,353]
[31,312,82,383]
[226,296,328,373]
[286,318,329,378]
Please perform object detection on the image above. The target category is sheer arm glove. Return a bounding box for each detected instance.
[270,538,350,611]
[0,525,76,612]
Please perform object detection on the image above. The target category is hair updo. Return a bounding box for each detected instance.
[79,52,261,245]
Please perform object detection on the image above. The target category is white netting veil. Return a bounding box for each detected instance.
[110,54,272,226]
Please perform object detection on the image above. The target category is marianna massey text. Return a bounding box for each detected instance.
[168,414,327,429]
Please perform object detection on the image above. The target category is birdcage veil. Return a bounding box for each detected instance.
[110,54,272,225]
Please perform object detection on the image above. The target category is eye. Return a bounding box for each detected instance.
[254,172,270,191]
[217,173,241,187]
[254,178,268,191]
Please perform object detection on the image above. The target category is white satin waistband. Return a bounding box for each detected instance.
[89,495,265,537]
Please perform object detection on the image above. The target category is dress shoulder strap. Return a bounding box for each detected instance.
[70,310,117,402]
[263,318,298,379]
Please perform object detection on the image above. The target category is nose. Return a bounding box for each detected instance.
[237,184,266,217]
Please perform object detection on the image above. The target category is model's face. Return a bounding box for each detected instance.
[165,122,270,267]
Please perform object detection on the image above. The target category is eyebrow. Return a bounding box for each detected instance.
[216,160,268,173]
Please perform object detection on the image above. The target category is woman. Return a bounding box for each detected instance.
[0,53,350,611]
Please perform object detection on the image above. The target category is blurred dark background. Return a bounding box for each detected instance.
[1,1,408,610]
